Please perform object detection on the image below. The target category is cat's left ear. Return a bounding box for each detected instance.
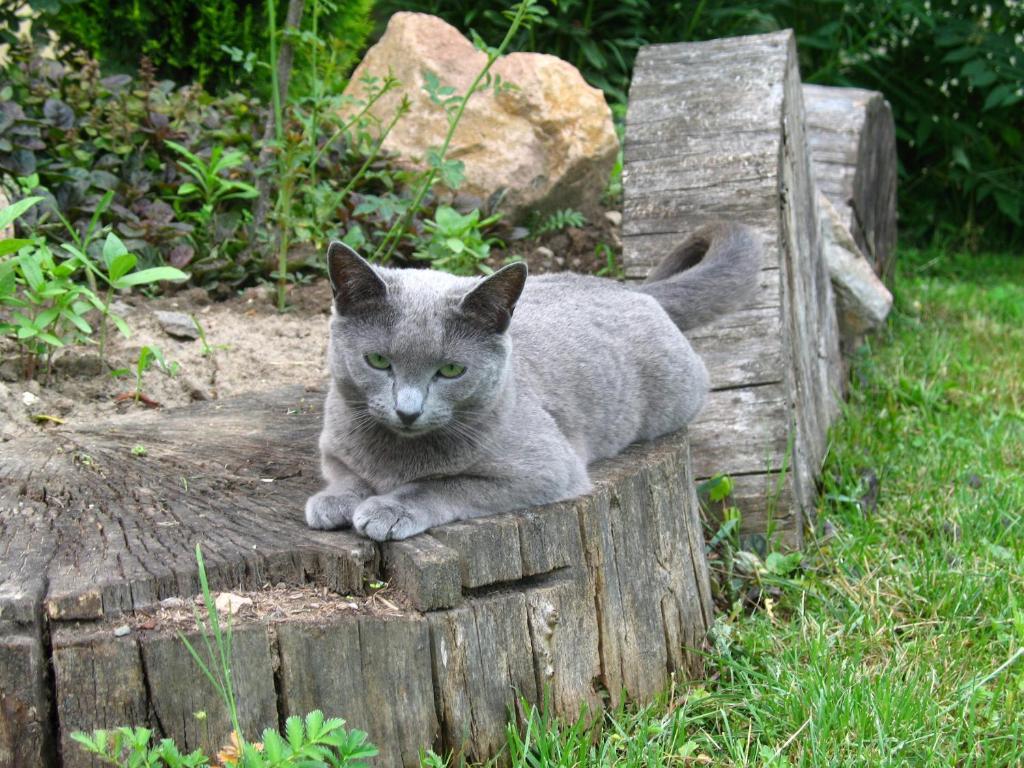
[327,241,387,314]
[459,262,528,334]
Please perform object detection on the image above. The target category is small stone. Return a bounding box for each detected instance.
[113,624,130,637]
[532,246,554,261]
[604,210,622,227]
[215,592,253,615]
[21,391,39,407]
[51,396,75,415]
[159,596,184,609]
[554,256,566,268]
[109,300,132,316]
[154,310,200,340]
[0,359,19,382]
[182,376,211,402]
[965,473,982,489]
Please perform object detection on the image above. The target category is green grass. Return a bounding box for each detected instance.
[499,249,1024,767]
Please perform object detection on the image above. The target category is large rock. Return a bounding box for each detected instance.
[343,12,619,222]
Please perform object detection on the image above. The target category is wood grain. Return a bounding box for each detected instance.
[623,31,846,548]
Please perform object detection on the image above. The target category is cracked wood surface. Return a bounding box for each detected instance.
[0,386,712,767]
[623,31,844,549]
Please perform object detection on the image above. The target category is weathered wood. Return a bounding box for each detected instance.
[0,386,712,767]
[804,84,898,282]
[383,537,463,612]
[624,31,845,547]
[52,629,149,768]
[142,624,279,756]
[428,592,537,764]
[0,632,51,768]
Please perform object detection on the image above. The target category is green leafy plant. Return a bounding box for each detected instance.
[1,207,97,380]
[593,242,623,279]
[166,141,260,219]
[412,205,504,275]
[111,345,180,404]
[71,543,380,766]
[531,208,587,236]
[64,228,189,364]
[1,195,182,379]
[189,314,229,358]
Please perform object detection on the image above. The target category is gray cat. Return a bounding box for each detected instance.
[305,222,760,541]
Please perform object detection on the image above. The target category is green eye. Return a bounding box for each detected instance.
[365,353,391,370]
[437,362,466,379]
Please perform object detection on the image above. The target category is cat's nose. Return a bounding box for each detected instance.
[396,408,421,426]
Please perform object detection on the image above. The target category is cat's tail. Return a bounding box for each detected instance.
[635,221,761,331]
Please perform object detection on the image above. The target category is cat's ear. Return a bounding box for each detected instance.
[459,262,528,334]
[327,241,386,313]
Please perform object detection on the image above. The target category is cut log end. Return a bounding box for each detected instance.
[0,386,712,767]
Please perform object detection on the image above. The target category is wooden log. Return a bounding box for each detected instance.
[0,386,712,767]
[804,84,898,282]
[623,31,844,548]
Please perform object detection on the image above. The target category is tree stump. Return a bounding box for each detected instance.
[0,386,712,767]
[622,31,843,548]
[803,84,898,282]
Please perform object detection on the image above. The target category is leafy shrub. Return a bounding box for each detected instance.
[1,196,187,380]
[530,208,587,236]
[412,205,503,274]
[23,0,376,97]
[380,0,1023,249]
[0,42,416,290]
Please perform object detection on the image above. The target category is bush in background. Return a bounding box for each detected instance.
[22,0,375,96]
[377,0,1023,250]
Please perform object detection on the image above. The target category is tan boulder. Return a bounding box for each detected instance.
[343,12,619,222]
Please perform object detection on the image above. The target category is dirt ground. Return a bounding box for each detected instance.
[0,213,622,441]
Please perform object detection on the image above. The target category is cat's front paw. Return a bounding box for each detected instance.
[352,496,425,541]
[305,490,361,530]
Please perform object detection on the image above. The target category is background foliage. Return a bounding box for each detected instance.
[376,0,1024,250]
[20,0,375,95]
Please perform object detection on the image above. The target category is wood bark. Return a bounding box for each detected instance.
[623,31,845,548]
[804,84,898,282]
[0,386,712,767]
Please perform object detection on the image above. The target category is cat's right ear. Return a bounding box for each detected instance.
[327,241,387,314]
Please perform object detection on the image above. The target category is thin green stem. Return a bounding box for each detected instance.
[334,101,408,204]
[267,0,283,145]
[312,79,398,169]
[308,0,320,184]
[372,1,534,264]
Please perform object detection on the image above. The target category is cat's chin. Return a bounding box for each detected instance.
[385,423,437,439]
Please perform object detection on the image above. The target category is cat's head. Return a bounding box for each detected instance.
[324,242,527,438]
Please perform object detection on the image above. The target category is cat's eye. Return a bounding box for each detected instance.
[365,353,391,370]
[437,362,466,379]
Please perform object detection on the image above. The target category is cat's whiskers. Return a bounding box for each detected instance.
[442,418,497,457]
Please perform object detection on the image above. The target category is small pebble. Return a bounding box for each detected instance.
[604,210,622,227]
[21,391,39,407]
[159,596,184,609]
[532,246,554,261]
[113,624,130,637]
[154,310,200,340]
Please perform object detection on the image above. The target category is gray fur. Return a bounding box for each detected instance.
[306,222,761,540]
